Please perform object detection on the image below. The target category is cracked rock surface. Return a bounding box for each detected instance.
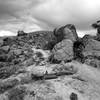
[0,24,100,100]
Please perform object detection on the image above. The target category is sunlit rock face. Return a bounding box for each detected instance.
[0,61,100,100]
[50,24,79,63]
[82,38,100,57]
[80,37,100,68]
[52,39,74,62]
[53,24,78,42]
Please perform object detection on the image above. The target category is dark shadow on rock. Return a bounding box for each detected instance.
[70,92,78,100]
[73,39,85,63]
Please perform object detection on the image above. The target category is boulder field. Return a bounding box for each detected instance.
[0,21,100,100]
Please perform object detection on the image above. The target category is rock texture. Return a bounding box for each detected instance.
[82,38,100,57]
[0,61,100,100]
[84,56,100,68]
[50,24,78,63]
[0,23,100,100]
[51,39,74,62]
[0,30,57,66]
[80,37,100,67]
[54,24,78,42]
[92,20,100,41]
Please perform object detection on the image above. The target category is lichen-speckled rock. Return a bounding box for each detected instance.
[52,39,74,62]
[82,38,100,58]
[54,24,78,42]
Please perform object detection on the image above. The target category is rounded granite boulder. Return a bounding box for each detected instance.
[53,24,78,42]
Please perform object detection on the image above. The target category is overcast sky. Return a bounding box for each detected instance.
[0,0,100,36]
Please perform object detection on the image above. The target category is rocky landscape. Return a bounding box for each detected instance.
[0,21,100,100]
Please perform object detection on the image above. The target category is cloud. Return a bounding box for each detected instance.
[78,29,97,37]
[0,0,50,36]
[32,0,100,30]
[0,0,100,36]
[0,0,30,19]
[0,30,15,36]
[0,17,42,33]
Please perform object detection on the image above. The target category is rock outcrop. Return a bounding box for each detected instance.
[76,32,100,68]
[50,24,79,63]
[0,22,100,100]
[82,38,100,58]
[54,24,78,42]
[0,30,57,65]
[71,29,100,66]
[51,39,74,62]
[17,30,57,50]
[92,20,100,41]
[17,30,27,36]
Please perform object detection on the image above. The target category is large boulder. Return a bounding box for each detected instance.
[17,30,27,36]
[91,20,100,41]
[53,24,78,42]
[1,46,10,53]
[81,36,100,67]
[82,38,100,58]
[51,39,74,62]
[73,34,100,64]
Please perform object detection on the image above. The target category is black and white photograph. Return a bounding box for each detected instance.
[0,0,100,100]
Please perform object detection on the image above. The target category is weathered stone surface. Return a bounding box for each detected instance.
[13,49,22,55]
[0,79,19,94]
[0,30,57,69]
[84,56,100,68]
[8,86,26,100]
[76,35,100,66]
[51,39,74,62]
[22,58,34,67]
[92,20,100,29]
[0,26,100,100]
[54,24,78,42]
[91,20,100,41]
[0,39,3,46]
[3,37,16,46]
[0,65,19,79]
[82,38,100,58]
[0,55,8,62]
[17,30,27,36]
[1,46,10,52]
[16,30,57,50]
[82,35,94,44]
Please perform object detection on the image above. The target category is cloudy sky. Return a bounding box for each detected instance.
[0,0,100,37]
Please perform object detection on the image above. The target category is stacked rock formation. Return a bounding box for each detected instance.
[51,24,78,63]
[51,21,100,68]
